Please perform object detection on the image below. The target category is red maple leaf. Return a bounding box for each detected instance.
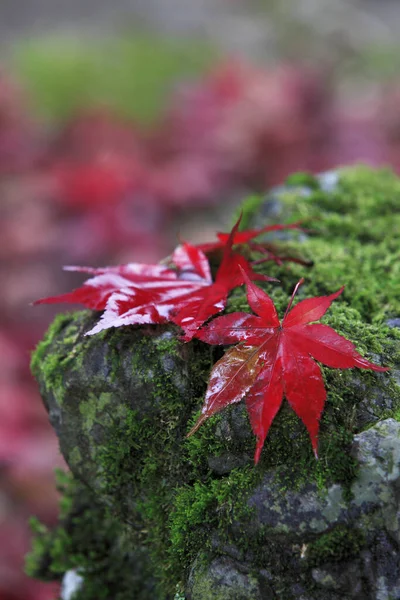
[87,223,272,339]
[170,244,272,341]
[35,220,273,339]
[34,262,182,312]
[196,220,311,266]
[190,272,389,463]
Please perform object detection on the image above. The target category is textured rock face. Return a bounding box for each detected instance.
[184,425,400,600]
[200,418,400,600]
[32,313,207,516]
[29,167,400,599]
[247,419,400,540]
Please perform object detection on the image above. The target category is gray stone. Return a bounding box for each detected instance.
[187,556,263,600]
[387,318,400,329]
[207,452,251,475]
[351,419,400,546]
[311,562,363,595]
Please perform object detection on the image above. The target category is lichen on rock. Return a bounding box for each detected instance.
[28,166,400,599]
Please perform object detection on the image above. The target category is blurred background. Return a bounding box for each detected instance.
[1,0,400,598]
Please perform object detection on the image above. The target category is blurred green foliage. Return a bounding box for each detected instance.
[12,34,218,124]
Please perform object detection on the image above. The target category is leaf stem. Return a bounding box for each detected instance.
[283,278,305,322]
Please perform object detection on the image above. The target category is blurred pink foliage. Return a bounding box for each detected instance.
[1,57,400,599]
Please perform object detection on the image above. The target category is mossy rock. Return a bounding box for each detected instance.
[26,470,157,598]
[29,166,400,599]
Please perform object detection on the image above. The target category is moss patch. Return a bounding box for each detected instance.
[31,312,84,406]
[95,392,260,596]
[239,165,400,323]
[169,466,259,565]
[26,470,154,600]
[306,526,366,567]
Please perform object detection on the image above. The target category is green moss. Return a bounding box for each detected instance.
[69,447,82,467]
[306,526,366,567]
[26,470,153,599]
[169,467,258,564]
[263,237,400,324]
[87,332,261,596]
[240,166,400,323]
[285,171,321,190]
[79,393,113,432]
[85,332,212,597]
[31,311,90,406]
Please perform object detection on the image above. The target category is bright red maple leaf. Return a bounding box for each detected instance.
[170,241,273,341]
[196,220,311,266]
[191,272,389,463]
[34,262,181,312]
[86,225,271,339]
[35,220,273,340]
